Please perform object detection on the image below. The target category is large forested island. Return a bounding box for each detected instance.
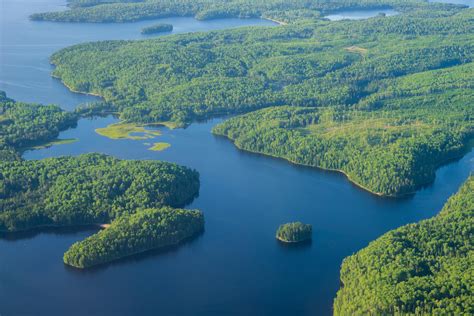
[64,207,204,268]
[47,5,474,196]
[334,176,473,315]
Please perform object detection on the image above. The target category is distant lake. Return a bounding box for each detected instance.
[324,9,399,21]
[1,1,474,315]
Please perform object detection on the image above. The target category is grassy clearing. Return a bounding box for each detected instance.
[344,46,368,55]
[148,142,171,151]
[95,122,161,140]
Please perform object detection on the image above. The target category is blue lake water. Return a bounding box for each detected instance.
[1,1,474,315]
[324,9,399,21]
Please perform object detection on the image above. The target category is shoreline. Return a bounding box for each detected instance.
[0,222,109,235]
[213,132,474,198]
[65,229,204,269]
[261,16,288,25]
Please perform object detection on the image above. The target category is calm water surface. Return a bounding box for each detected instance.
[1,1,474,315]
[324,9,398,21]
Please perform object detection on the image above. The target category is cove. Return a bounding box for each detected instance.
[0,0,276,110]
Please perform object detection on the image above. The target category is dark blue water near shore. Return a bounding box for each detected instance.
[1,1,473,315]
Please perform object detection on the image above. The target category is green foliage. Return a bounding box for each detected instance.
[0,153,200,232]
[276,222,312,242]
[141,23,173,34]
[334,176,474,315]
[49,8,474,126]
[0,91,78,159]
[29,0,454,23]
[63,207,204,268]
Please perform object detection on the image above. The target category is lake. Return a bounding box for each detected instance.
[1,1,474,315]
[324,9,398,21]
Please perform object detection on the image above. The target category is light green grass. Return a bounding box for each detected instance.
[148,142,171,151]
[95,122,161,140]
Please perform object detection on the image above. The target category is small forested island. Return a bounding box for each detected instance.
[334,176,473,315]
[276,222,312,243]
[64,207,204,268]
[141,23,173,35]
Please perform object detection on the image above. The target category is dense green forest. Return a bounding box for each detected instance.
[141,23,173,34]
[334,176,473,314]
[64,207,204,268]
[276,222,312,243]
[29,0,459,23]
[213,60,474,195]
[0,91,78,160]
[0,153,199,232]
[47,7,474,195]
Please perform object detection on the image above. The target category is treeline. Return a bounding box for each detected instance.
[213,62,474,196]
[141,23,173,34]
[0,153,200,232]
[49,8,474,125]
[334,176,474,315]
[28,0,450,23]
[64,207,204,268]
[0,91,78,160]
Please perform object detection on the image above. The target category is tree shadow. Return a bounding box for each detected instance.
[0,225,100,242]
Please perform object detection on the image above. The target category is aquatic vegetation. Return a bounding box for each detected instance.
[95,122,161,140]
[148,142,171,151]
[334,176,474,315]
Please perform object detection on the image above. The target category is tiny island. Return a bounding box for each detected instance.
[276,222,312,243]
[141,23,173,35]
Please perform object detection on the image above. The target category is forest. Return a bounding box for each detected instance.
[46,7,474,196]
[0,91,78,160]
[64,207,204,268]
[29,0,462,23]
[0,153,200,232]
[213,60,474,196]
[276,222,312,243]
[334,176,473,315]
[0,93,204,268]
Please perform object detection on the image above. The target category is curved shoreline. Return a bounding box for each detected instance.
[212,132,474,198]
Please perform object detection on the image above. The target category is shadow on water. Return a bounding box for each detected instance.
[63,230,205,274]
[276,238,313,250]
[0,225,100,242]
